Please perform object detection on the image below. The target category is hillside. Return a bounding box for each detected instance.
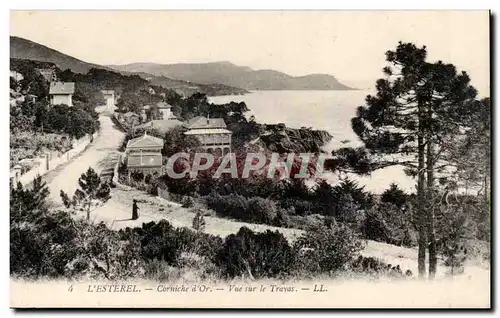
[107,61,355,90]
[128,71,248,96]
[10,36,246,96]
[10,36,105,74]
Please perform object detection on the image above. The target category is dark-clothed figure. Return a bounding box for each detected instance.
[132,199,139,220]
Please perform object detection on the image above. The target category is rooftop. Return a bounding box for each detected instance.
[185,116,227,130]
[123,112,140,118]
[49,82,75,95]
[157,101,172,109]
[136,119,183,134]
[126,133,164,149]
[184,128,232,135]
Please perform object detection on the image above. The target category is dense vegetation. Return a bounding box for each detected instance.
[10,59,104,167]
[12,176,405,281]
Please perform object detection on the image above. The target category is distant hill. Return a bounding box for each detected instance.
[10,36,106,74]
[107,61,355,90]
[9,36,247,96]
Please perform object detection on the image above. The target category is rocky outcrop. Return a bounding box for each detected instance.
[257,123,332,153]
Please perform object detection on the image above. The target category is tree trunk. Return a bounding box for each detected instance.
[427,139,437,279]
[483,152,489,207]
[417,130,427,279]
[87,199,91,221]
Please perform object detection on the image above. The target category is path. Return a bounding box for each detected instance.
[44,111,125,205]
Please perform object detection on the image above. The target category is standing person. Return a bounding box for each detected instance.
[132,199,139,220]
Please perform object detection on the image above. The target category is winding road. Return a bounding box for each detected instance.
[44,109,125,205]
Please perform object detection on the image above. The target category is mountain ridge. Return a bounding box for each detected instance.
[9,36,247,96]
[107,61,355,90]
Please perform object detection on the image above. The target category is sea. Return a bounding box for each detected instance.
[209,90,416,195]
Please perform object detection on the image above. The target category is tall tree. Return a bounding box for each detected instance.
[61,167,111,220]
[335,42,479,279]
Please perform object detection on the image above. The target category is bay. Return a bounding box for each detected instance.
[209,90,416,194]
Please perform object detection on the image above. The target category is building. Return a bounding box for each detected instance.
[49,82,75,106]
[157,102,173,120]
[101,90,115,109]
[184,116,232,155]
[135,119,184,135]
[125,132,164,177]
[142,102,176,120]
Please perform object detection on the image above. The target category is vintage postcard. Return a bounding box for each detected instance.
[9,10,491,308]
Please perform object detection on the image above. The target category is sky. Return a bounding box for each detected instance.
[10,11,490,96]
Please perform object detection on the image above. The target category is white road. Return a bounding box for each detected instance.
[44,111,125,205]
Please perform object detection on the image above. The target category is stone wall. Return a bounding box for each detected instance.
[10,131,99,186]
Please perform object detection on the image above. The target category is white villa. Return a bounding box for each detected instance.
[49,82,75,106]
[101,90,116,109]
[184,116,232,155]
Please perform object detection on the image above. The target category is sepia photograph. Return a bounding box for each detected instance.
[8,10,491,308]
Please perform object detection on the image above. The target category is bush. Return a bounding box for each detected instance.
[381,183,409,208]
[204,193,278,225]
[118,220,223,267]
[248,197,277,224]
[293,223,364,274]
[361,203,416,247]
[332,178,374,210]
[280,198,314,216]
[215,227,295,279]
[288,214,325,231]
[333,194,364,225]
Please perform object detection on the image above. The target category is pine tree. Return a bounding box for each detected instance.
[334,42,479,279]
[63,167,111,220]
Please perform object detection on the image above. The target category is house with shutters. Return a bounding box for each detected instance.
[49,82,75,106]
[184,116,232,155]
[125,132,164,177]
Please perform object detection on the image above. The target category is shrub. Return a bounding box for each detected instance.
[130,171,144,182]
[204,193,278,225]
[247,197,277,224]
[381,183,409,208]
[350,255,412,280]
[191,206,206,235]
[361,203,416,247]
[182,196,195,208]
[333,194,364,225]
[118,220,223,267]
[273,207,292,227]
[436,203,470,275]
[332,178,374,210]
[281,198,314,216]
[288,214,325,230]
[293,223,364,274]
[215,227,295,279]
